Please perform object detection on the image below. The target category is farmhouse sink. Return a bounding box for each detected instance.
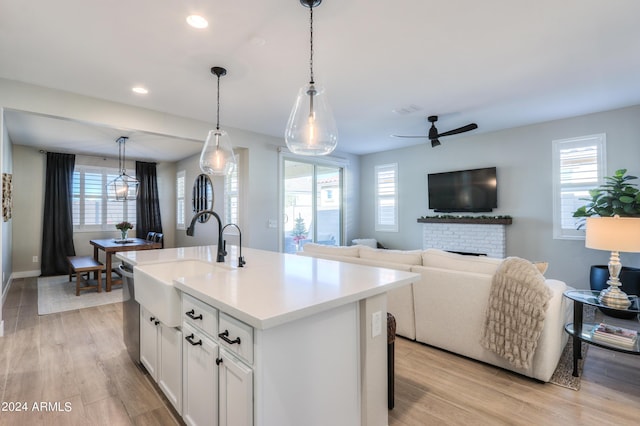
[134,260,217,327]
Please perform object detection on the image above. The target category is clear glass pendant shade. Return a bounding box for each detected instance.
[285,83,338,156]
[200,129,236,176]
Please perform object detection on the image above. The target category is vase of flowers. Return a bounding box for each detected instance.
[115,221,133,241]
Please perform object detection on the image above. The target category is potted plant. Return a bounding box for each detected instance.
[291,214,307,251]
[573,169,640,318]
[572,168,640,224]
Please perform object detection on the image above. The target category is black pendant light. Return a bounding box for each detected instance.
[106,136,139,201]
[285,0,338,156]
[200,66,236,176]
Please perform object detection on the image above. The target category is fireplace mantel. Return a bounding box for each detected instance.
[417,217,512,225]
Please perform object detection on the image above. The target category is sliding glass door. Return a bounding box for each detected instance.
[282,159,343,253]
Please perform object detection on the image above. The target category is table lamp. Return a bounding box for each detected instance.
[586,216,640,309]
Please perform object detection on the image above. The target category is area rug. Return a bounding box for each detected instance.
[37,275,124,315]
[549,338,589,390]
[548,306,596,390]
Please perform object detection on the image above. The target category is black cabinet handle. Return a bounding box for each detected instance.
[186,309,203,320]
[218,330,241,345]
[185,333,203,346]
[154,320,160,326]
[216,357,223,365]
[149,316,155,322]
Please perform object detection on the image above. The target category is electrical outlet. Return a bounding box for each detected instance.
[371,311,382,338]
[32,256,38,263]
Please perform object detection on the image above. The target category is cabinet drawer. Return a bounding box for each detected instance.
[182,293,218,337]
[218,313,254,365]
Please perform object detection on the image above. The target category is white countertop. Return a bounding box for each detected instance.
[117,246,418,329]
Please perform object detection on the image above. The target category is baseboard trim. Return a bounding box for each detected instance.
[12,270,41,279]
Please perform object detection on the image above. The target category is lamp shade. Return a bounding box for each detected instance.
[585,216,640,252]
[200,129,236,176]
[285,83,338,156]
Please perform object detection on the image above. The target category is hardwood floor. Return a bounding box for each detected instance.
[0,278,181,426]
[2,277,639,425]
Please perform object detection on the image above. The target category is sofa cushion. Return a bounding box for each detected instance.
[421,249,502,275]
[359,246,422,265]
[302,243,361,257]
[351,238,378,248]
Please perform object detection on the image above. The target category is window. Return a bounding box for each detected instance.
[281,155,345,253]
[176,170,186,229]
[73,164,136,231]
[375,163,398,232]
[225,154,239,225]
[552,134,606,239]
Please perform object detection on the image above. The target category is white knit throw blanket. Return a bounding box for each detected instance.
[480,257,552,369]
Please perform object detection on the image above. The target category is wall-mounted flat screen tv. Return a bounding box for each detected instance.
[428,167,497,213]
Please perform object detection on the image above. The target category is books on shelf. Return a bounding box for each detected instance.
[592,323,638,349]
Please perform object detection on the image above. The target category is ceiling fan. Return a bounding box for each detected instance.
[393,115,478,147]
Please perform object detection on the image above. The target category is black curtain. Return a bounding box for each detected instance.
[41,152,76,276]
[136,161,163,241]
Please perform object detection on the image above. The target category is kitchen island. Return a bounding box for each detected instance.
[117,246,418,426]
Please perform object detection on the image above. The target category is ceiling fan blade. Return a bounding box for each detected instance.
[391,135,429,138]
[437,123,478,138]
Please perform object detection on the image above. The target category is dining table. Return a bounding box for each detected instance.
[90,238,162,291]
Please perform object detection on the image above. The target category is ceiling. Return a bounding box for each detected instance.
[2,0,640,161]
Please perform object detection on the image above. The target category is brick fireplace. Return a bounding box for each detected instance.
[418,218,512,258]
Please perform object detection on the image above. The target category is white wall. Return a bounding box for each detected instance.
[359,105,640,289]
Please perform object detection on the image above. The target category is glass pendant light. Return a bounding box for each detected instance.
[106,136,139,201]
[200,66,236,176]
[285,0,338,156]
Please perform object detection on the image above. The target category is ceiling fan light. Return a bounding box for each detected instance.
[285,82,337,155]
[431,139,441,148]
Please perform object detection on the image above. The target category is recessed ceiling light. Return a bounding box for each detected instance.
[186,15,208,29]
[132,87,148,95]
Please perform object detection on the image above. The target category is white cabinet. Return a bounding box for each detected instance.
[219,348,253,426]
[182,294,253,426]
[182,322,219,426]
[140,306,159,379]
[140,306,183,414]
[159,324,183,413]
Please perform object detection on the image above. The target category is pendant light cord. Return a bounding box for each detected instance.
[216,74,221,131]
[118,137,128,175]
[309,5,314,85]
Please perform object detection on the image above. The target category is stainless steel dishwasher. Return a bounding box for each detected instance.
[120,262,140,365]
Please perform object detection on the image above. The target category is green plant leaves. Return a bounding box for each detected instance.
[572,169,640,225]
